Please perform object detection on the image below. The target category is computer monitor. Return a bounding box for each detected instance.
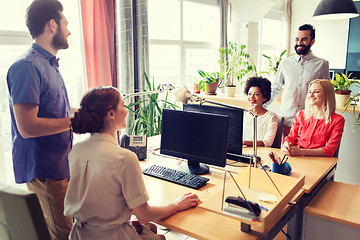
[183,104,244,161]
[160,109,229,175]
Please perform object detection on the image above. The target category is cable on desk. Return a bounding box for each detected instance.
[147,149,184,162]
[226,160,248,167]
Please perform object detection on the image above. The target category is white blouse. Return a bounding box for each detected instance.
[243,110,278,147]
[64,133,149,240]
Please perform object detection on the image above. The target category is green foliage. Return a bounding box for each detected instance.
[218,42,255,86]
[126,73,179,136]
[197,70,223,92]
[343,75,360,127]
[262,50,287,75]
[331,73,359,92]
[344,93,360,127]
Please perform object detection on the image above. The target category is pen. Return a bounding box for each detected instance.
[280,155,286,165]
[270,152,279,165]
[268,153,276,164]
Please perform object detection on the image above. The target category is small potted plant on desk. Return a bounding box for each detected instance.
[344,75,360,126]
[219,42,254,97]
[192,77,200,94]
[331,73,358,108]
[197,70,223,95]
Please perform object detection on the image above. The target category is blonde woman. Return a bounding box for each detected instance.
[281,79,345,157]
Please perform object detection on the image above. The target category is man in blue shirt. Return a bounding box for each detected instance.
[7,1,74,239]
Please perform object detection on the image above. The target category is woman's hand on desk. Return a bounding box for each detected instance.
[132,192,199,223]
[281,141,326,157]
[173,192,199,212]
[281,141,301,156]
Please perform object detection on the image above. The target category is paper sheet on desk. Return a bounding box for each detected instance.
[147,135,161,151]
[259,193,278,204]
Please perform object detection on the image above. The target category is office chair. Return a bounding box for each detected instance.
[0,183,51,240]
[271,115,284,149]
[333,142,341,158]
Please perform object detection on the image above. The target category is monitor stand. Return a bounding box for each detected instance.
[178,160,209,175]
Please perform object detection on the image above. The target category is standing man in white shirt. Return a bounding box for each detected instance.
[270,24,330,138]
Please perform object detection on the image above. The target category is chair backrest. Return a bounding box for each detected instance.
[333,142,341,158]
[0,183,51,240]
[271,115,284,149]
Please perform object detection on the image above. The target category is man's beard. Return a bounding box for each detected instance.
[52,28,69,50]
[294,43,311,55]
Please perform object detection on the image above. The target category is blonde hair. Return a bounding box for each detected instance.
[305,79,335,124]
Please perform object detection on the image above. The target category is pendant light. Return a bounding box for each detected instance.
[313,0,359,20]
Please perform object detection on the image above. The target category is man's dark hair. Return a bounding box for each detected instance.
[299,24,315,40]
[244,76,272,103]
[26,0,63,39]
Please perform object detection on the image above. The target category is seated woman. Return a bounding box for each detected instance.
[64,86,199,240]
[243,76,278,147]
[281,79,345,157]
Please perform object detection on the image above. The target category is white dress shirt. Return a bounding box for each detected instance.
[243,110,278,147]
[270,51,329,127]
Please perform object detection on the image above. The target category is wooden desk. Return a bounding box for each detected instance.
[302,181,360,240]
[304,181,360,228]
[242,147,338,194]
[142,154,259,240]
[142,144,338,240]
[241,148,338,240]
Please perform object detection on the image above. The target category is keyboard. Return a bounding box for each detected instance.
[142,165,209,190]
[229,153,261,164]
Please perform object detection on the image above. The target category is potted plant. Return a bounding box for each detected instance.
[345,94,360,127]
[192,77,200,94]
[344,79,360,127]
[197,70,223,95]
[126,73,180,136]
[331,73,358,108]
[261,50,291,101]
[261,50,287,76]
[219,42,254,97]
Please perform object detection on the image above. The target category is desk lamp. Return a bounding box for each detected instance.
[120,83,176,155]
[121,83,175,100]
[172,86,258,188]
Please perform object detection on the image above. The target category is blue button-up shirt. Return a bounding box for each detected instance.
[7,43,71,183]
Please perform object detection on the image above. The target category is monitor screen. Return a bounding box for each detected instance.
[160,109,229,175]
[183,104,244,161]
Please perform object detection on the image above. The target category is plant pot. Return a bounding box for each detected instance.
[335,90,351,108]
[225,85,236,97]
[192,83,200,94]
[205,79,219,95]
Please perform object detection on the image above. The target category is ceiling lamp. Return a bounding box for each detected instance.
[313,0,359,20]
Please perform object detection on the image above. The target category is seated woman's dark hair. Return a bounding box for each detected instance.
[244,76,272,103]
[71,86,120,134]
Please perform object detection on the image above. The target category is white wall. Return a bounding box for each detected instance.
[291,0,349,69]
[229,0,350,69]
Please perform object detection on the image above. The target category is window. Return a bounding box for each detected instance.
[258,10,286,77]
[0,0,86,184]
[148,0,220,89]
